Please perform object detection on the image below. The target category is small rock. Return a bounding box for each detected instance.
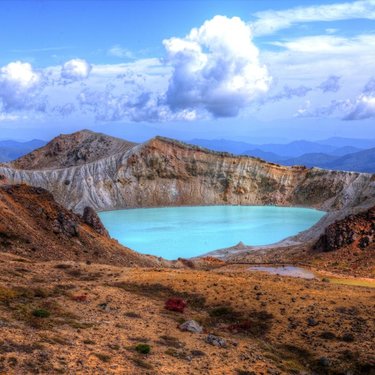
[318,357,330,367]
[205,334,227,348]
[98,303,110,312]
[342,333,354,342]
[307,317,318,326]
[179,320,203,333]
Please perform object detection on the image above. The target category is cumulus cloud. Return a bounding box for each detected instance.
[0,61,45,112]
[251,0,375,36]
[318,75,341,93]
[61,58,92,80]
[344,78,375,120]
[344,96,375,120]
[163,15,271,118]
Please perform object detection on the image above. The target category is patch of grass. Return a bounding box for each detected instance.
[0,286,18,304]
[32,309,50,318]
[328,278,375,288]
[135,343,151,354]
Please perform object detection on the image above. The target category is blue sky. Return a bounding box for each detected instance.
[0,0,375,142]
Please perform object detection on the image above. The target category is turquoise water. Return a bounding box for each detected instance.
[98,206,325,260]
[248,266,316,279]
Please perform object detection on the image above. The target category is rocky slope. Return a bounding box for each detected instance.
[222,205,375,277]
[315,206,375,252]
[0,183,164,267]
[0,131,374,252]
[10,129,136,170]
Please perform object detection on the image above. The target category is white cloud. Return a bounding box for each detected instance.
[0,113,22,122]
[344,95,375,120]
[296,78,375,120]
[271,34,375,54]
[163,15,271,117]
[251,0,375,36]
[344,78,375,120]
[0,61,44,111]
[61,58,92,80]
[108,45,134,59]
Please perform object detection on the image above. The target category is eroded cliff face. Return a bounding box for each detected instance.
[0,135,374,257]
[0,137,374,217]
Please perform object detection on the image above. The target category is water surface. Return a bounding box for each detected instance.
[98,205,325,260]
[248,266,316,279]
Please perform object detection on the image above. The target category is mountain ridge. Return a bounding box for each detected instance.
[1,131,374,258]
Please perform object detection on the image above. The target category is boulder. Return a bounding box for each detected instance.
[205,334,227,348]
[179,320,203,333]
[82,206,109,237]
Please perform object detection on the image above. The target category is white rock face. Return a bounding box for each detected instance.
[0,137,374,221]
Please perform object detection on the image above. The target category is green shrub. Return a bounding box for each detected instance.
[135,343,151,354]
[32,309,50,318]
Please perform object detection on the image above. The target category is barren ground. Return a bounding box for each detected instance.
[0,253,374,375]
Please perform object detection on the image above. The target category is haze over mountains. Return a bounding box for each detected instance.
[1,134,375,173]
[0,139,46,162]
[188,138,375,173]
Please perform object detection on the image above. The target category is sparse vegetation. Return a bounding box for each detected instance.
[32,309,50,318]
[135,343,151,354]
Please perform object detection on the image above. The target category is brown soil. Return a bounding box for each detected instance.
[0,254,374,374]
[0,184,164,267]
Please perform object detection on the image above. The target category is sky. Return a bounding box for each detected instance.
[0,0,375,142]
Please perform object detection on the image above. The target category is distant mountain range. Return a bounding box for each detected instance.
[1,136,375,173]
[188,138,375,173]
[0,139,46,162]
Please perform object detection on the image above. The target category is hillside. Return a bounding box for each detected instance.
[0,183,162,267]
[1,134,374,213]
[282,153,338,168]
[10,130,137,170]
[188,138,365,158]
[0,132,374,257]
[188,138,375,173]
[322,147,375,173]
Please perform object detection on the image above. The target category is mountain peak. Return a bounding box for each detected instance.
[10,130,137,170]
